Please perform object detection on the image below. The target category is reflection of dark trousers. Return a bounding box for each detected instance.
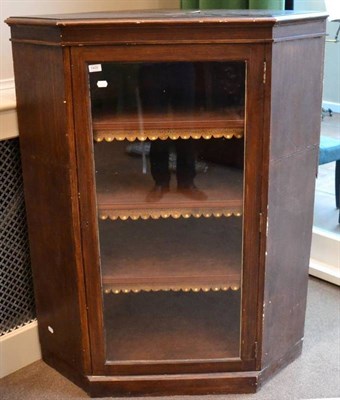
[139,63,195,113]
[150,140,196,188]
[139,63,196,188]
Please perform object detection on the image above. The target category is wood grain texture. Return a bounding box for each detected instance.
[11,43,90,375]
[263,147,317,365]
[87,371,259,397]
[261,33,325,370]
[6,11,327,47]
[7,10,327,397]
[93,109,244,131]
[99,217,242,292]
[258,339,303,388]
[71,42,263,377]
[6,10,327,25]
[272,19,327,41]
[269,38,325,162]
[94,140,244,218]
[103,291,241,361]
[9,25,62,46]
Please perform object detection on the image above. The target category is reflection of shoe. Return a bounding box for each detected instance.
[177,185,207,201]
[145,185,169,202]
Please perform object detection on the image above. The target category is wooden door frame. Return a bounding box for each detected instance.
[71,43,265,376]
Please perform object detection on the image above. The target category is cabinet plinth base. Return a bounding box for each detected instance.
[86,372,259,397]
[258,339,304,389]
[42,340,304,398]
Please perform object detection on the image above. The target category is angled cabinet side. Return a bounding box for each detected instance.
[259,20,326,383]
[10,38,91,382]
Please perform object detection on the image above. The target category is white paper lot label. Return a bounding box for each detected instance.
[97,80,108,88]
[88,64,102,73]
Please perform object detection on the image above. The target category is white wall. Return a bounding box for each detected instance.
[295,0,340,109]
[1,0,180,81]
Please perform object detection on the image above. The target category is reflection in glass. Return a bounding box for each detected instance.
[146,139,208,202]
[90,61,246,362]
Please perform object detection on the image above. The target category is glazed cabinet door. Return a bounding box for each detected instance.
[71,44,264,375]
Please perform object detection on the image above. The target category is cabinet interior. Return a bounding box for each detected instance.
[103,290,241,361]
[90,60,245,362]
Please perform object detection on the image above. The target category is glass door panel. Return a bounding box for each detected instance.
[89,61,246,362]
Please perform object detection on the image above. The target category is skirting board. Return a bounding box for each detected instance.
[309,227,340,286]
[0,108,19,140]
[0,321,41,379]
[0,80,18,140]
[309,258,340,286]
[322,101,340,113]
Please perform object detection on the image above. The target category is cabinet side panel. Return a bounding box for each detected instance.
[263,147,317,367]
[269,37,325,160]
[11,43,89,375]
[262,36,325,370]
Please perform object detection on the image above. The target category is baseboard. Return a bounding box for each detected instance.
[0,321,42,379]
[310,227,340,286]
[0,78,18,140]
[0,78,15,92]
[309,258,340,286]
[0,108,19,140]
[322,101,340,114]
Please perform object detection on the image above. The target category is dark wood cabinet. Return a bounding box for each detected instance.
[6,10,327,397]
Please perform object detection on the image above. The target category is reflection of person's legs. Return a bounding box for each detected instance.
[150,140,170,188]
[175,140,196,189]
[176,139,207,201]
[139,64,166,112]
[139,64,171,201]
[168,63,195,112]
[145,140,170,202]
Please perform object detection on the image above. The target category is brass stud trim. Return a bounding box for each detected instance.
[99,209,242,221]
[94,129,244,143]
[103,285,241,295]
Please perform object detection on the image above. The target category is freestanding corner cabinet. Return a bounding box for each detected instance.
[7,10,327,397]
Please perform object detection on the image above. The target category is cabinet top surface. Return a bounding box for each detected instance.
[6,10,327,26]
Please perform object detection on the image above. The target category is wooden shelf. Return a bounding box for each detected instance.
[104,290,241,361]
[95,141,244,220]
[92,109,244,142]
[100,217,242,293]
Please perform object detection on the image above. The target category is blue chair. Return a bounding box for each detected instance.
[319,136,340,223]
